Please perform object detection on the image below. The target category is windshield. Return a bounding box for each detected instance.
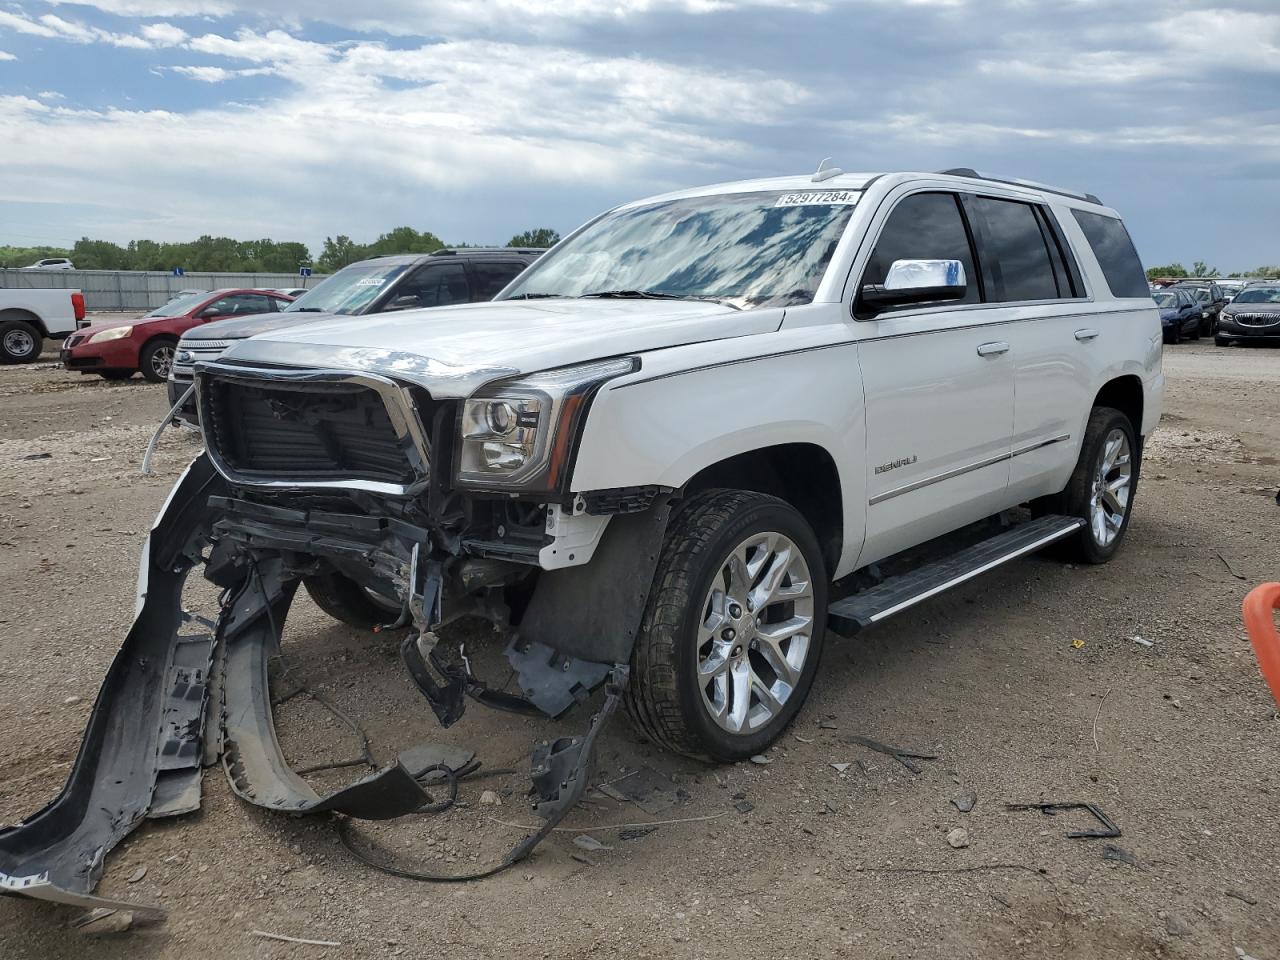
[146,292,208,317]
[1153,293,1176,307]
[284,260,411,315]
[1233,288,1280,304]
[500,190,860,309]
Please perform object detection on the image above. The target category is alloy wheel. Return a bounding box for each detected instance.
[151,344,175,379]
[1089,428,1132,547]
[695,531,815,734]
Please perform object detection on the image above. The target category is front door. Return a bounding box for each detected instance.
[853,190,1015,566]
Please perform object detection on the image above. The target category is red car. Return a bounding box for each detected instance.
[61,288,294,382]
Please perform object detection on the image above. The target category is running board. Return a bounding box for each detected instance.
[827,515,1085,634]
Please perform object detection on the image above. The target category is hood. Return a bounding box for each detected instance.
[74,315,173,338]
[1223,302,1280,316]
[183,310,337,342]
[220,299,783,398]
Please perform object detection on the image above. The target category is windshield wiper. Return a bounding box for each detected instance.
[287,307,326,312]
[508,292,565,300]
[578,290,742,310]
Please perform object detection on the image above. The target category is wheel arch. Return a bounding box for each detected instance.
[682,442,844,576]
[1092,374,1144,439]
[0,308,46,337]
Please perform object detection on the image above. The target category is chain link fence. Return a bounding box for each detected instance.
[0,268,327,311]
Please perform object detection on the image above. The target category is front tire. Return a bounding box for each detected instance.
[626,489,827,761]
[303,572,401,628]
[139,337,177,383]
[1057,407,1139,564]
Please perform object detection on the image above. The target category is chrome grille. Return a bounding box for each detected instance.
[1230,313,1280,327]
[196,365,433,496]
[172,340,236,379]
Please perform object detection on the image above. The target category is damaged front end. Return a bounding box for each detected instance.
[1,357,669,912]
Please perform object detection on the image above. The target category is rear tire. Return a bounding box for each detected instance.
[625,489,827,761]
[1056,407,1139,565]
[0,319,42,364]
[303,572,400,628]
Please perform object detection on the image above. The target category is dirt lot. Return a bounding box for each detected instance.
[1,339,1278,959]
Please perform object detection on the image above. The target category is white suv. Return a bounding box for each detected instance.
[192,167,1162,762]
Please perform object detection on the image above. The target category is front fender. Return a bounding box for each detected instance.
[571,336,866,576]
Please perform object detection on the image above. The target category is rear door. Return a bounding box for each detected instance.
[855,190,1016,565]
[965,195,1093,503]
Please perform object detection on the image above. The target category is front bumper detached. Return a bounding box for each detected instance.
[0,453,625,915]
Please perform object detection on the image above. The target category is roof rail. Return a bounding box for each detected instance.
[937,168,1102,206]
[429,247,543,256]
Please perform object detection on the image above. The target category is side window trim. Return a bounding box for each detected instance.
[853,189,985,320]
[1037,206,1086,298]
[968,194,1090,304]
[957,192,998,302]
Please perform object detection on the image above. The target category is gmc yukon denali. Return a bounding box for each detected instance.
[0,168,1163,903]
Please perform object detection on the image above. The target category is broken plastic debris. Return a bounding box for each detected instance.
[572,835,612,853]
[1071,639,1085,649]
[831,762,851,774]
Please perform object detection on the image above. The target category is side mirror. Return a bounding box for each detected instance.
[383,294,421,312]
[198,306,221,318]
[859,259,967,316]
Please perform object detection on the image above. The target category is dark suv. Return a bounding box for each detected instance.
[167,248,541,420]
[1170,281,1227,337]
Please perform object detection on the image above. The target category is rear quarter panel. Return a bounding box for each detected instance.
[0,289,79,337]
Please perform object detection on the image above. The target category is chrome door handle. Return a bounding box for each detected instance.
[976,341,1010,356]
[1074,328,1100,342]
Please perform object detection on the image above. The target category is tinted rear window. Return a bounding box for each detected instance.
[974,197,1059,302]
[1071,210,1148,298]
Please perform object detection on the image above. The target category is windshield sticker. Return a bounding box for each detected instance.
[775,190,860,207]
[356,278,387,286]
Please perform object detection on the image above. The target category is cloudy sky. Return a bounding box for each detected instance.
[0,1,1277,269]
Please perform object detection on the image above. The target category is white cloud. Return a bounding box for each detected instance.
[0,29,812,242]
[0,8,166,49]
[0,50,17,61]
[980,8,1280,86]
[170,63,272,81]
[140,22,188,46]
[0,10,61,37]
[43,0,831,38]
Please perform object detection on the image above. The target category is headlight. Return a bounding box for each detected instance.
[87,325,133,344]
[457,356,639,492]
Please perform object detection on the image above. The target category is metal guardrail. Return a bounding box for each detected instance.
[0,268,327,311]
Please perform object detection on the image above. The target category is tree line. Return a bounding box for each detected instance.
[1146,261,1280,280]
[0,226,561,273]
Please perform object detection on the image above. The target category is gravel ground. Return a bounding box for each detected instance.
[0,339,1278,959]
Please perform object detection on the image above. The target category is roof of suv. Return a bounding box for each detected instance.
[627,168,1107,211]
[368,248,543,266]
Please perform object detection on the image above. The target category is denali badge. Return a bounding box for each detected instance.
[875,455,918,475]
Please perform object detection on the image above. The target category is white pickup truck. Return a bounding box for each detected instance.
[0,288,85,362]
[183,166,1162,764]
